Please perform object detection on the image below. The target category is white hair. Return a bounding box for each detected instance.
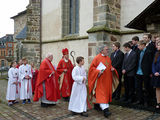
[96,45,107,54]
[46,53,53,58]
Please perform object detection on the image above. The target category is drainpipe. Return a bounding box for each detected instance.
[40,0,42,63]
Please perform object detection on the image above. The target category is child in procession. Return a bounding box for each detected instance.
[68,56,88,117]
[6,61,19,106]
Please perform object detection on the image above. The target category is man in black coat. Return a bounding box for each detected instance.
[122,42,137,102]
[132,36,139,53]
[111,42,124,100]
[134,40,153,106]
[143,33,156,102]
[143,33,157,58]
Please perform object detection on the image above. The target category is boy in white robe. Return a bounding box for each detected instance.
[19,57,32,104]
[6,61,19,106]
[68,56,88,117]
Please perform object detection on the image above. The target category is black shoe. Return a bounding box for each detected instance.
[115,96,120,100]
[94,104,102,111]
[63,97,70,102]
[103,108,111,118]
[126,99,133,104]
[71,112,78,116]
[81,112,88,117]
[48,104,56,107]
[120,97,128,102]
[144,102,149,107]
[41,102,48,107]
[27,99,31,104]
[133,101,143,105]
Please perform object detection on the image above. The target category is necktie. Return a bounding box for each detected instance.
[114,52,117,57]
[126,52,129,58]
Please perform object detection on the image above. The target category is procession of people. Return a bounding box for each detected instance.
[6,33,160,118]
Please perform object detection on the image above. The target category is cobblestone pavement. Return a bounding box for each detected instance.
[1,80,160,120]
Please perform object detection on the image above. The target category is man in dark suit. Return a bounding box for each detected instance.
[122,42,137,103]
[111,42,124,100]
[132,36,139,53]
[143,33,157,58]
[134,40,153,106]
[143,33,157,101]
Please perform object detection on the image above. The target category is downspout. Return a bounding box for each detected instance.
[40,0,42,63]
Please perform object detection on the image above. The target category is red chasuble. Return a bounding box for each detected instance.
[33,58,60,102]
[57,59,73,97]
[88,54,117,103]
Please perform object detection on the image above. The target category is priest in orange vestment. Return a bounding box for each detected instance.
[57,48,74,101]
[88,45,117,118]
[33,54,60,107]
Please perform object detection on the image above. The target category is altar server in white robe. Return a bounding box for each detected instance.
[19,57,32,104]
[68,56,88,117]
[6,61,19,106]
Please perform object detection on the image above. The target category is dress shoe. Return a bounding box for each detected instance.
[71,112,78,116]
[144,102,149,107]
[94,104,102,111]
[103,108,111,118]
[41,102,48,107]
[63,97,70,102]
[81,112,88,117]
[126,99,134,103]
[120,97,128,102]
[48,104,56,106]
[133,101,143,105]
[114,96,120,100]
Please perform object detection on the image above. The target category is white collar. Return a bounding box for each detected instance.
[146,40,152,46]
[64,58,68,62]
[101,54,104,56]
[128,49,132,55]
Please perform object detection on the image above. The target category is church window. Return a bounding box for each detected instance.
[62,0,79,36]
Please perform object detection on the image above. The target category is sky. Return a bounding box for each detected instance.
[0,0,29,37]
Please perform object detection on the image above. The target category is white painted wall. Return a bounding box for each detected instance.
[79,0,93,36]
[121,0,154,31]
[42,39,89,69]
[42,0,62,41]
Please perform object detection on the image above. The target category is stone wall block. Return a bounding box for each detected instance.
[94,5,110,15]
[94,21,109,27]
[115,3,121,9]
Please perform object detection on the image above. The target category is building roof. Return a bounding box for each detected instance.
[11,10,27,19]
[0,34,14,48]
[125,0,160,31]
[15,26,27,40]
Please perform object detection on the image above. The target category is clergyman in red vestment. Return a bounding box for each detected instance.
[88,45,118,118]
[33,54,60,107]
[57,48,74,101]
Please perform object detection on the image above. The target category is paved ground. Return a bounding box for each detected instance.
[1,79,160,120]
